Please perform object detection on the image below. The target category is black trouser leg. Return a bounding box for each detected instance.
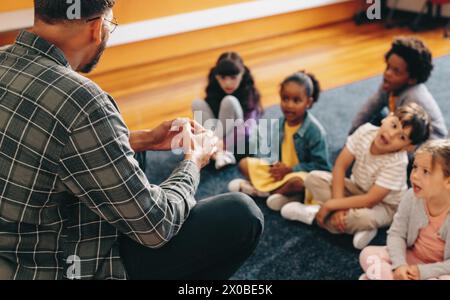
[119,192,264,280]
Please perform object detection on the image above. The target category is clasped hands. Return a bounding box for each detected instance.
[148,118,219,169]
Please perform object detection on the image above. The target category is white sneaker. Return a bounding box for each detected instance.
[353,229,378,250]
[266,194,299,211]
[280,202,321,225]
[215,151,236,170]
[228,179,270,198]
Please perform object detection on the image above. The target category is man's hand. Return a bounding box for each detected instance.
[184,130,218,169]
[329,210,348,233]
[407,265,420,280]
[269,162,292,181]
[149,118,206,151]
[129,118,207,152]
[393,265,411,280]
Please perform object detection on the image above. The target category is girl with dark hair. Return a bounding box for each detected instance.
[192,52,263,169]
[229,71,331,211]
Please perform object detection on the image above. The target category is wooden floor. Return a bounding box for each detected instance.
[111,20,450,131]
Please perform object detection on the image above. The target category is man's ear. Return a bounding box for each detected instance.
[89,17,103,45]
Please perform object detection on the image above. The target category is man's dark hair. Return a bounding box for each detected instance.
[385,37,434,84]
[394,102,431,145]
[34,0,115,23]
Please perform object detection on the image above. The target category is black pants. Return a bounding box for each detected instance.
[120,153,264,280]
[119,193,263,280]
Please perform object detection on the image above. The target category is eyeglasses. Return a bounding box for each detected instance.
[86,16,118,34]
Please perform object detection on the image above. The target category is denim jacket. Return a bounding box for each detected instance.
[251,111,331,173]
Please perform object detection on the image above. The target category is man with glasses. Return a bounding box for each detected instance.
[0,0,263,280]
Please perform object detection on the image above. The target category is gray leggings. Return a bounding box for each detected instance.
[192,96,244,139]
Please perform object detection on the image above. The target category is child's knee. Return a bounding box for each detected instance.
[239,158,249,174]
[359,246,380,269]
[285,177,305,191]
[275,178,305,195]
[221,95,240,108]
[192,99,206,111]
[345,209,378,233]
[304,171,328,190]
[359,247,372,269]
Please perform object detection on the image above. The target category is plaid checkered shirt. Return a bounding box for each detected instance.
[0,31,199,280]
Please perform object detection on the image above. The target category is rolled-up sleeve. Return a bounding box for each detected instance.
[57,101,199,248]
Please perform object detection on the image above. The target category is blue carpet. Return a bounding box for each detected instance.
[142,55,450,280]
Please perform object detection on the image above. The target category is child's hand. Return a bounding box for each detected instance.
[316,204,332,228]
[393,265,411,280]
[329,210,348,233]
[269,162,292,181]
[407,265,420,280]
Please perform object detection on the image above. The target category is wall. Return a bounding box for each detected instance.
[0,0,359,97]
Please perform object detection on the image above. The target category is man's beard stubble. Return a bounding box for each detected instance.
[79,32,108,74]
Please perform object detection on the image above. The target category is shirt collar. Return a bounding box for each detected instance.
[15,30,71,69]
[280,111,312,138]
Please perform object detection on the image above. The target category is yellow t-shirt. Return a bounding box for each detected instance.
[281,122,302,167]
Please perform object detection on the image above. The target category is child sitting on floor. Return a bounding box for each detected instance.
[350,36,447,140]
[360,140,450,280]
[281,103,431,249]
[192,52,263,169]
[229,71,331,211]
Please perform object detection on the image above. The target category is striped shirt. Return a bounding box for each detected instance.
[346,123,408,206]
[0,31,199,280]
